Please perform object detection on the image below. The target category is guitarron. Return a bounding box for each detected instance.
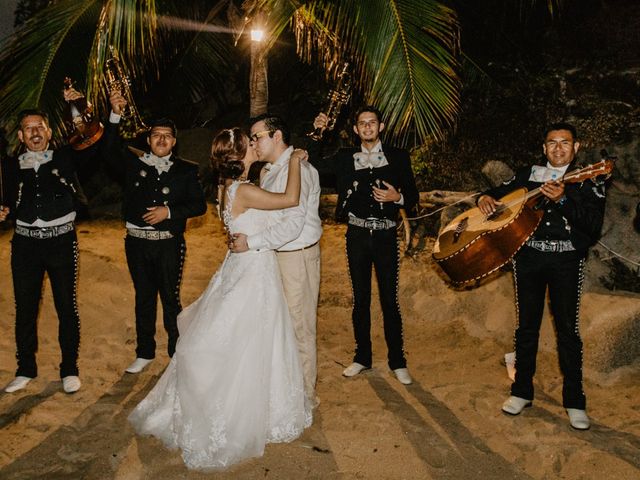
[432,159,614,284]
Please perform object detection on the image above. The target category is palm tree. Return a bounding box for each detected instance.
[0,0,462,149]
[0,0,569,150]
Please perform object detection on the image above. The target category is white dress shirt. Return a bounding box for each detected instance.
[247,146,322,251]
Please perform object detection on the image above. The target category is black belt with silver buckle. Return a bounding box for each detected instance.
[15,221,75,239]
[348,216,396,230]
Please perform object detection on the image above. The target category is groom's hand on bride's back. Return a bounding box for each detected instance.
[229,233,249,253]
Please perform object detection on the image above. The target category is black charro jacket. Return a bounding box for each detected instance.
[307,141,419,222]
[1,144,96,224]
[102,121,206,235]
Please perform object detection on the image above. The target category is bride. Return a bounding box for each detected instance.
[128,127,312,470]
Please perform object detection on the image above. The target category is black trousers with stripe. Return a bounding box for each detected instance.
[125,234,186,359]
[11,230,80,378]
[346,225,406,370]
[511,247,586,409]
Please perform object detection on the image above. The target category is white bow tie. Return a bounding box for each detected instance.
[19,150,54,170]
[353,151,389,170]
[140,153,173,174]
[529,164,568,183]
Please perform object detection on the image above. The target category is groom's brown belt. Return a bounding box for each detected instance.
[276,241,319,253]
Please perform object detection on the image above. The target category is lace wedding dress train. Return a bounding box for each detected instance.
[129,181,312,470]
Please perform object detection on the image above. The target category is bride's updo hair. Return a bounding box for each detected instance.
[211,127,248,180]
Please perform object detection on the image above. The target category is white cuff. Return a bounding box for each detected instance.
[109,111,122,123]
[247,235,262,251]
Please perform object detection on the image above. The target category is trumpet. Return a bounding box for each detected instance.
[105,46,148,139]
[307,62,352,141]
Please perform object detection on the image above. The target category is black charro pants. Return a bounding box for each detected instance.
[346,225,406,370]
[125,234,186,359]
[11,231,80,378]
[511,247,586,409]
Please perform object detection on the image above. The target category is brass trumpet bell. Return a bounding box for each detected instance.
[105,46,148,140]
[307,62,352,141]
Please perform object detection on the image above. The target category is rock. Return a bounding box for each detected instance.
[582,292,640,372]
[481,160,514,188]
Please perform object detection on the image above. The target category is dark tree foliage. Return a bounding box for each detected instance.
[14,0,55,28]
[453,0,604,64]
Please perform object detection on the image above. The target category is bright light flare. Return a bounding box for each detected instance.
[158,15,235,34]
[250,29,264,42]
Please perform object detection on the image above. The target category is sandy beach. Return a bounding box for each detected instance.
[1,208,639,479]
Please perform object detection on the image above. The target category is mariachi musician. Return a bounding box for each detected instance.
[478,122,606,430]
[1,86,101,395]
[104,89,206,375]
[308,106,419,386]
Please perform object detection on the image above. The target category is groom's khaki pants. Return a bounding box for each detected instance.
[276,243,321,404]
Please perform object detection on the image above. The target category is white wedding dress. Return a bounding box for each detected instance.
[128,180,312,470]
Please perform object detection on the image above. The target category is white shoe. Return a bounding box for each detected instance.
[62,376,81,393]
[4,376,32,393]
[393,368,413,385]
[502,396,532,415]
[342,362,369,377]
[567,408,590,430]
[125,358,153,374]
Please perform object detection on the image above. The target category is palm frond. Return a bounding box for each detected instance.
[0,0,236,148]
[293,0,460,146]
[526,0,566,18]
[0,0,102,144]
[154,0,235,108]
[87,0,160,120]
[1,0,461,150]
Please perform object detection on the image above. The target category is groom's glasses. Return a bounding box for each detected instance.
[250,129,274,142]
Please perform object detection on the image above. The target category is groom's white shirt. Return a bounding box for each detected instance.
[247,146,322,251]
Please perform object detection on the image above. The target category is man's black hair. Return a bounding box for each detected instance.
[249,113,291,145]
[353,105,383,125]
[544,122,577,141]
[149,118,178,138]
[17,109,49,127]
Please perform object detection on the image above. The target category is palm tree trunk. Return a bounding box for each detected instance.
[250,40,268,117]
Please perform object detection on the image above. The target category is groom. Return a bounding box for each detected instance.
[229,114,322,407]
